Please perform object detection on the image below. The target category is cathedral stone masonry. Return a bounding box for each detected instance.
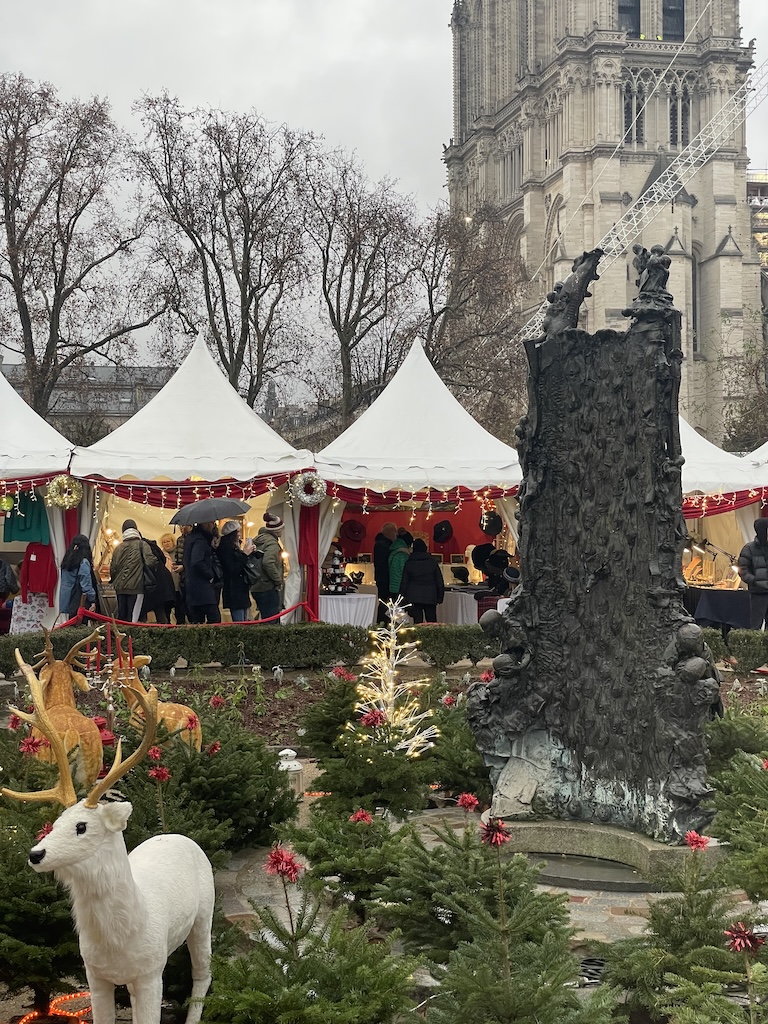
[445,0,762,440]
[469,249,722,842]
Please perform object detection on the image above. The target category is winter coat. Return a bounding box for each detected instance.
[373,533,392,594]
[0,559,18,599]
[183,525,218,607]
[218,534,251,610]
[59,557,97,617]
[142,540,177,612]
[401,550,445,607]
[110,531,158,596]
[738,520,768,593]
[251,528,284,593]
[388,537,410,595]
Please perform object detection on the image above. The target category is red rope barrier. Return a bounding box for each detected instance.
[54,601,317,630]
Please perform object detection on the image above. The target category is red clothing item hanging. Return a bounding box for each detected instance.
[20,543,57,607]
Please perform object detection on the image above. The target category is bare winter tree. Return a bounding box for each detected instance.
[411,202,529,441]
[305,150,419,428]
[134,94,313,406]
[0,74,175,415]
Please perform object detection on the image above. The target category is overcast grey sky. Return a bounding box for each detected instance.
[2,0,768,205]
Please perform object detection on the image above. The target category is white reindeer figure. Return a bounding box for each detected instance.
[2,651,215,1024]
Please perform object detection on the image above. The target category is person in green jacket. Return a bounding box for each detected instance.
[388,530,413,599]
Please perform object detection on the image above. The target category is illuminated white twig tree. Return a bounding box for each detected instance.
[350,597,438,757]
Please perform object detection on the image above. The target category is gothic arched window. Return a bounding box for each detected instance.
[618,0,641,39]
[663,0,685,41]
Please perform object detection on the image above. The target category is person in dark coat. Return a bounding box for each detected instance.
[400,538,445,624]
[142,539,177,624]
[183,522,221,624]
[373,522,397,622]
[218,520,252,622]
[738,518,768,630]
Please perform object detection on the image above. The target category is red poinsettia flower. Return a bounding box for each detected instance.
[479,670,495,683]
[265,846,303,883]
[457,792,480,813]
[349,809,373,824]
[360,709,386,728]
[19,736,43,755]
[725,922,765,955]
[441,694,456,707]
[148,745,163,761]
[149,766,171,783]
[36,822,54,841]
[762,758,768,771]
[331,666,357,681]
[480,817,512,847]
[185,714,199,732]
[8,714,21,730]
[684,830,710,851]
[205,741,221,756]
[209,695,227,709]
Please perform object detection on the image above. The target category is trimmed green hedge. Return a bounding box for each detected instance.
[726,629,768,675]
[0,622,499,675]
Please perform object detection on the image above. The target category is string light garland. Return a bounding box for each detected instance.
[18,991,91,1023]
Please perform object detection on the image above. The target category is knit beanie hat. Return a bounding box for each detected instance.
[220,520,240,537]
[122,519,137,531]
[264,512,284,534]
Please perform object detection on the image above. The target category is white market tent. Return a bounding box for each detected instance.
[314,340,522,493]
[679,416,768,498]
[0,369,73,483]
[70,337,312,482]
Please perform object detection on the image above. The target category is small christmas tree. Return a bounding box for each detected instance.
[0,728,84,1012]
[311,600,437,817]
[203,847,417,1024]
[712,751,768,902]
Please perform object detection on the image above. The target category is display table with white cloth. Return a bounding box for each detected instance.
[319,593,377,627]
[497,598,511,615]
[437,590,479,625]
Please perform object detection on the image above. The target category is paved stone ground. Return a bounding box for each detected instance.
[216,803,756,949]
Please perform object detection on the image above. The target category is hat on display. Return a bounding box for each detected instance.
[471,542,495,571]
[479,511,503,536]
[221,520,240,537]
[433,520,453,544]
[503,565,520,585]
[264,512,284,534]
[451,566,470,584]
[485,551,510,575]
[340,519,367,543]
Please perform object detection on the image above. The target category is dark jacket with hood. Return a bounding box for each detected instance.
[183,525,218,607]
[738,519,768,593]
[373,532,392,594]
[110,529,158,595]
[142,540,177,611]
[251,527,284,593]
[401,548,445,606]
[218,532,251,611]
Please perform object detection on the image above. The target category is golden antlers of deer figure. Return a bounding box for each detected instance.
[109,623,203,750]
[2,650,215,1024]
[28,627,105,787]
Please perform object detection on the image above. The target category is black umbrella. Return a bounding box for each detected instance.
[169,497,252,526]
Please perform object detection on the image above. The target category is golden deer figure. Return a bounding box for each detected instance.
[30,628,105,787]
[2,652,214,1024]
[109,625,203,751]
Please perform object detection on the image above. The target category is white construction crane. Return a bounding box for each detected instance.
[519,58,768,341]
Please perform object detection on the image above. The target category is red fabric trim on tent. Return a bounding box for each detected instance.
[0,474,59,494]
[324,483,519,505]
[75,473,300,508]
[683,490,768,519]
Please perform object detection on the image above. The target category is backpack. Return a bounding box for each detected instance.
[243,551,267,589]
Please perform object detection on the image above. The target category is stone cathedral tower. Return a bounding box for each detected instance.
[444,0,762,439]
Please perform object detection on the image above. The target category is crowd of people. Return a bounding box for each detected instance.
[54,511,287,626]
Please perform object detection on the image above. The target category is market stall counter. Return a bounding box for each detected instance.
[685,586,751,635]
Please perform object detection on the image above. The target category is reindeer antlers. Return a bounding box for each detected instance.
[64,626,104,670]
[1,651,79,808]
[31,628,55,672]
[84,685,158,808]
